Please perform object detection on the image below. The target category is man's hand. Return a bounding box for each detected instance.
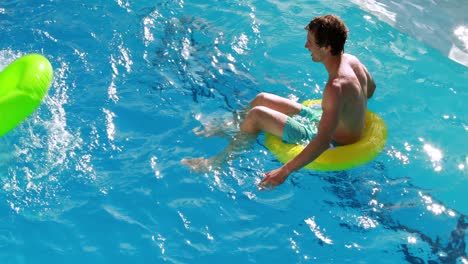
[258,165,290,191]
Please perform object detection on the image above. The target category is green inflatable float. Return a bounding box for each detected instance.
[0,54,53,137]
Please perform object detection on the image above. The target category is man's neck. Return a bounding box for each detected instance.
[323,54,342,78]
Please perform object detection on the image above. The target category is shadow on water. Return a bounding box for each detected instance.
[146,6,260,111]
[288,160,467,263]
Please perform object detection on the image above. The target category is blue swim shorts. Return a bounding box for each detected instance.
[282,104,322,145]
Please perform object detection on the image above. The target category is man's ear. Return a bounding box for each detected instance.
[324,45,332,54]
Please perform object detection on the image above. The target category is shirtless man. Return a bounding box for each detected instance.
[183,15,376,190]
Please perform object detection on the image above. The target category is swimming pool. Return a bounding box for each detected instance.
[0,0,466,262]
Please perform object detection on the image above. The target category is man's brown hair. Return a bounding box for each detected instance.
[306,15,348,56]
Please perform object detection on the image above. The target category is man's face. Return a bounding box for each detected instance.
[305,31,325,62]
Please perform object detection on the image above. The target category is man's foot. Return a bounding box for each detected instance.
[192,123,233,138]
[192,110,246,139]
[181,157,218,173]
[193,120,237,139]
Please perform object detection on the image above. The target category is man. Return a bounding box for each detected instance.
[183,15,376,190]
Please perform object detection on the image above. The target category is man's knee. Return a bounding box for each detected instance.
[241,106,268,134]
[251,92,272,107]
[247,106,268,121]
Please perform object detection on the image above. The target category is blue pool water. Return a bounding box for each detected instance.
[1,0,467,263]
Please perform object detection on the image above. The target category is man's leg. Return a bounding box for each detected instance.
[182,106,291,172]
[241,106,288,136]
[249,92,302,116]
[182,93,302,172]
[192,92,302,138]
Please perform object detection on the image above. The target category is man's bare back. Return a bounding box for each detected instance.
[328,54,376,145]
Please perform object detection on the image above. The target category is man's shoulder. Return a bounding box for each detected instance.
[343,53,359,62]
[328,77,345,88]
[330,74,356,89]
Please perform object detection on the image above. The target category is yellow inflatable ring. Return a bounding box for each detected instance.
[264,99,387,171]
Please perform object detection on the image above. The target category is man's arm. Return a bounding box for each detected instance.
[363,64,376,99]
[281,86,340,172]
[259,83,341,189]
